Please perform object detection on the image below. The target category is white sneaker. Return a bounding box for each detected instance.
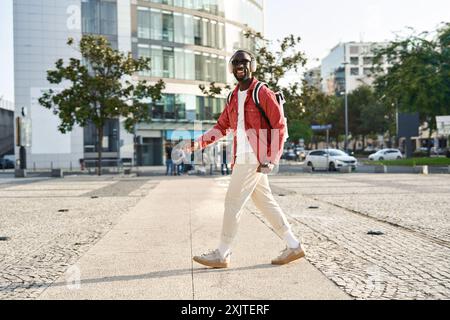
[193,249,230,268]
[271,246,306,265]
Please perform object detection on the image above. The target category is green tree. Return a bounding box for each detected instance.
[373,23,450,154]
[39,35,165,175]
[249,33,307,91]
[287,119,313,146]
[300,82,341,148]
[344,85,394,150]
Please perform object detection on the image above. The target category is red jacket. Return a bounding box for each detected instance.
[196,78,286,167]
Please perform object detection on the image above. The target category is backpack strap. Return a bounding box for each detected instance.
[252,81,273,130]
[276,91,285,105]
[226,91,233,106]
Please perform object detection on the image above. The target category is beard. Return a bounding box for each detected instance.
[234,68,250,82]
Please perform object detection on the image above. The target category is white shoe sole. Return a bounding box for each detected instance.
[271,250,306,265]
[193,256,229,269]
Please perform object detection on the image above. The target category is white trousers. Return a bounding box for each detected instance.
[220,153,292,246]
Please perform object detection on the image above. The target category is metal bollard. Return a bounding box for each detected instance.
[414,165,429,175]
[374,165,387,173]
[339,166,352,173]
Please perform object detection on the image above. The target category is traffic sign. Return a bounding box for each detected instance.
[311,124,332,131]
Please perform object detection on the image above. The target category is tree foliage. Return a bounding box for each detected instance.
[39,35,165,174]
[372,23,450,142]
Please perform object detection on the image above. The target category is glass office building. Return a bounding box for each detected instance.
[131,0,264,165]
[13,0,264,168]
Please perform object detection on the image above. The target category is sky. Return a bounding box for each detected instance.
[265,0,450,71]
[1,0,450,102]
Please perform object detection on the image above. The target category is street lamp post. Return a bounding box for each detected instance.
[342,62,349,152]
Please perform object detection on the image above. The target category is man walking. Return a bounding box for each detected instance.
[188,50,305,268]
[221,143,230,175]
[165,143,174,176]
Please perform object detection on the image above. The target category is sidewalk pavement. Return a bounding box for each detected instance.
[38,176,350,300]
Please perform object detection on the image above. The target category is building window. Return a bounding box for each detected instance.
[151,45,163,77]
[174,48,185,79]
[209,20,217,48]
[152,99,164,119]
[361,46,371,55]
[194,17,202,45]
[350,67,359,76]
[134,4,246,83]
[146,94,189,121]
[164,94,176,119]
[363,68,372,76]
[363,57,373,65]
[350,57,359,65]
[175,95,187,120]
[195,96,225,121]
[196,96,205,120]
[145,93,225,122]
[349,46,359,55]
[137,7,226,48]
[184,14,195,44]
[173,12,184,43]
[137,8,150,39]
[162,11,174,42]
[82,0,118,36]
[217,22,225,49]
[137,44,151,77]
[83,119,120,153]
[201,18,209,47]
[150,8,163,40]
[99,1,117,36]
[195,52,203,81]
[204,53,213,82]
[163,47,174,78]
[218,56,226,83]
[184,49,195,80]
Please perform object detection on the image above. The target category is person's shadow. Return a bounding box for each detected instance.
[0,264,278,292]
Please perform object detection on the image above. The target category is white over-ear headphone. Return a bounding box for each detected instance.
[228,50,257,74]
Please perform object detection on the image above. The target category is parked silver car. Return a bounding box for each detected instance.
[368,149,403,161]
[305,149,357,171]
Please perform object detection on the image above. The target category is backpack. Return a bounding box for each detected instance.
[227,81,289,142]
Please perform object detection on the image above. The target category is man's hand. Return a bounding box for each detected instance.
[183,141,200,154]
[257,163,275,174]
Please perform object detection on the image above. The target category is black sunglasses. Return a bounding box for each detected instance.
[231,59,251,66]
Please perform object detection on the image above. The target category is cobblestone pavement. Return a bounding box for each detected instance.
[247,173,450,300]
[2,172,449,300]
[0,176,159,300]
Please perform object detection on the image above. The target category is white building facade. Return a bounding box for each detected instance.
[321,42,389,96]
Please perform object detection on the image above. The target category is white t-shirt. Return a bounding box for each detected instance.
[236,89,258,164]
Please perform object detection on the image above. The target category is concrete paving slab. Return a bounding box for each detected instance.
[39,177,349,300]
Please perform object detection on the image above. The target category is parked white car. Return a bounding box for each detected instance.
[368,149,403,161]
[305,149,358,171]
[2,154,15,163]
